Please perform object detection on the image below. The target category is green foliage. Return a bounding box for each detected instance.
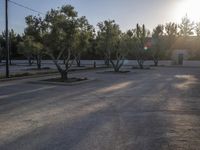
[85,34,98,60]
[132,24,150,68]
[110,31,134,72]
[44,5,78,58]
[151,25,165,66]
[97,20,128,72]
[25,15,46,42]
[0,44,4,62]
[18,36,34,57]
[0,34,6,62]
[73,16,94,66]
[22,15,46,68]
[42,5,81,79]
[164,22,179,57]
[165,22,178,37]
[18,36,43,61]
[97,20,121,59]
[1,29,22,59]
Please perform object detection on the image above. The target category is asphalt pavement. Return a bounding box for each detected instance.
[0,67,200,150]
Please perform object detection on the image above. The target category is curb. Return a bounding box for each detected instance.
[0,72,59,82]
[29,78,98,86]
[0,67,107,82]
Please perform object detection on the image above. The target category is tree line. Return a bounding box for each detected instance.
[1,5,200,79]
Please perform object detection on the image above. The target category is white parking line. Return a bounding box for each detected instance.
[0,86,56,99]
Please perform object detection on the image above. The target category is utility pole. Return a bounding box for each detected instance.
[5,0,9,78]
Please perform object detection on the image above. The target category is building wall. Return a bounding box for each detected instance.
[172,49,189,65]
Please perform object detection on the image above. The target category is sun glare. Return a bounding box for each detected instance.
[174,0,200,22]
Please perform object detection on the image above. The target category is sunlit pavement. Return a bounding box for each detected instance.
[0,67,200,150]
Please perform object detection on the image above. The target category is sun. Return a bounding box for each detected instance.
[174,0,200,22]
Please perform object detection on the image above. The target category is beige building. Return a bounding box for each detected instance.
[172,49,189,65]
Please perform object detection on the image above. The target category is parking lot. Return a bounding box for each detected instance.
[0,67,200,150]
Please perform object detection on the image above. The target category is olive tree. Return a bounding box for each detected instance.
[23,15,46,68]
[43,5,79,80]
[97,20,129,72]
[164,22,178,57]
[1,29,21,65]
[110,32,132,72]
[133,24,150,69]
[18,36,43,69]
[151,25,164,66]
[97,20,121,67]
[73,16,94,67]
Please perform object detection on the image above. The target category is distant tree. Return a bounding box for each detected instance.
[43,5,78,80]
[97,20,129,72]
[97,20,121,67]
[24,15,46,69]
[86,31,98,60]
[195,22,200,37]
[32,39,43,69]
[18,36,39,67]
[165,22,178,57]
[191,22,200,59]
[165,22,178,37]
[110,31,132,72]
[0,44,4,63]
[73,16,94,67]
[1,29,22,64]
[151,25,164,66]
[0,35,5,63]
[133,24,150,69]
[179,15,194,37]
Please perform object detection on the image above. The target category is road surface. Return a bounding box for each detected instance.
[0,67,200,150]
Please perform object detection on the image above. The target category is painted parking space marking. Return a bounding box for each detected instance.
[0,86,56,99]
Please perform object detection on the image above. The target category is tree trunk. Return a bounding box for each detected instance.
[139,63,144,69]
[9,57,12,65]
[154,59,158,66]
[137,59,144,69]
[104,59,110,67]
[110,59,124,72]
[28,59,32,66]
[36,56,41,70]
[53,60,69,81]
[114,67,120,72]
[93,61,96,69]
[76,59,81,67]
[60,71,68,81]
[28,57,33,66]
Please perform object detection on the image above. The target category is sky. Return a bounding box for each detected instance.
[1,0,200,34]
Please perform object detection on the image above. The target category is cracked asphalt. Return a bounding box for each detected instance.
[0,67,200,150]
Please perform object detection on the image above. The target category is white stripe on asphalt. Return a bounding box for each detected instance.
[0,86,56,99]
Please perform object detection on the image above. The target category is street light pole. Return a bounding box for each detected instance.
[5,0,9,78]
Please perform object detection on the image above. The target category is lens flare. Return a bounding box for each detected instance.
[174,0,200,22]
